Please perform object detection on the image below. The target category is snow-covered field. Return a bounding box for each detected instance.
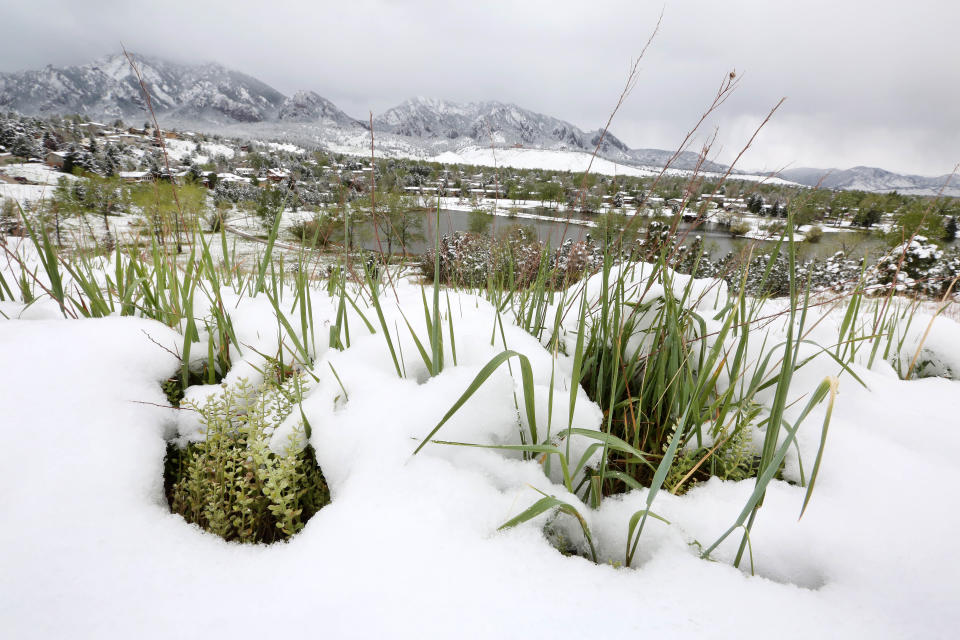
[431,146,798,186]
[162,138,236,164]
[1,240,959,639]
[432,146,663,178]
[0,182,50,205]
[0,162,80,206]
[0,162,77,185]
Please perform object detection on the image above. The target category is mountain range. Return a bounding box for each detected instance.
[1,53,955,195]
[0,53,725,173]
[779,166,959,197]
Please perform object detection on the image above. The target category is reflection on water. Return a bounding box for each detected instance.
[354,209,892,261]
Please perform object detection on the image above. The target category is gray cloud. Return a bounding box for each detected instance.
[1,0,957,176]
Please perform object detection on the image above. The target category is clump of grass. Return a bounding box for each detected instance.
[165,374,329,543]
[289,216,335,248]
[416,216,845,570]
[728,219,753,236]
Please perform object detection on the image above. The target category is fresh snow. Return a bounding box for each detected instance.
[0,182,52,205]
[1,242,959,638]
[0,162,78,185]
[430,146,798,185]
[0,162,80,205]
[432,146,661,178]
[161,138,235,163]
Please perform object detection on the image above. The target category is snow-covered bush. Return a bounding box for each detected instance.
[868,236,945,297]
[421,227,600,288]
[806,251,864,292]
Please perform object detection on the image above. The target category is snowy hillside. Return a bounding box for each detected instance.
[430,146,797,185]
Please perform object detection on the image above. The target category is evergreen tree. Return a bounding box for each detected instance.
[945,216,958,242]
[42,131,59,151]
[11,134,40,159]
[62,145,76,175]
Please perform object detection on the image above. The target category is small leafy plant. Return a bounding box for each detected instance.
[165,375,329,544]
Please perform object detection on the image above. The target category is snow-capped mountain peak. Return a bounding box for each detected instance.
[0,53,285,124]
[2,54,722,173]
[278,90,364,128]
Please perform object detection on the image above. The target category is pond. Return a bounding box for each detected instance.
[352,208,896,262]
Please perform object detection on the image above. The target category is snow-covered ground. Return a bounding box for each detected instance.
[162,138,236,164]
[0,162,81,206]
[0,162,79,185]
[0,162,78,210]
[430,146,798,186]
[432,146,662,178]
[262,141,308,154]
[0,182,51,206]
[1,244,959,639]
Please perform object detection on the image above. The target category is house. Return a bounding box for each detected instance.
[724,198,748,212]
[112,133,143,144]
[118,171,151,183]
[216,173,251,184]
[45,151,69,170]
[81,122,107,136]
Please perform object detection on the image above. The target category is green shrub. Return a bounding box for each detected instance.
[729,219,753,236]
[289,216,335,248]
[805,225,824,243]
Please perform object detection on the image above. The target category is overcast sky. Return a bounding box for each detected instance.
[2,0,958,176]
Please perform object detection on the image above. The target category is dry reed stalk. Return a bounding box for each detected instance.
[906,272,960,379]
[121,45,186,255]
